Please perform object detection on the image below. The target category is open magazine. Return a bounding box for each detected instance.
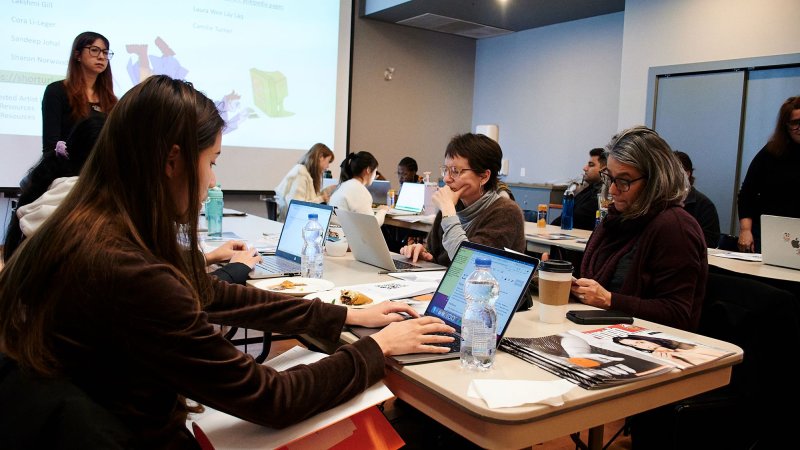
[500,331,674,390]
[581,324,734,370]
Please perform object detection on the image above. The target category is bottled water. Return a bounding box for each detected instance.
[301,213,324,279]
[206,185,224,238]
[560,188,575,231]
[460,258,499,371]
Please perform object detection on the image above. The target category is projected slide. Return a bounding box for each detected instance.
[0,0,347,188]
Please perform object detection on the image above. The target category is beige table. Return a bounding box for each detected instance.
[223,214,744,450]
[524,223,592,254]
[337,302,742,450]
[707,251,800,283]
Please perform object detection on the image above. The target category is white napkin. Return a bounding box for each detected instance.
[467,379,575,409]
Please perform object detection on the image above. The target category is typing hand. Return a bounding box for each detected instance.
[399,243,433,263]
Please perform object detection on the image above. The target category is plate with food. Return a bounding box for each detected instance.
[303,288,382,307]
[251,277,335,297]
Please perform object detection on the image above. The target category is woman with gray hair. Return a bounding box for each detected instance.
[571,126,707,332]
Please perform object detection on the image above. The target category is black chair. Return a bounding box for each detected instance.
[629,272,800,449]
[265,194,278,221]
[0,354,132,448]
[715,233,739,251]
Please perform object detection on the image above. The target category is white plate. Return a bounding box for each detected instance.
[302,289,389,307]
[251,277,335,297]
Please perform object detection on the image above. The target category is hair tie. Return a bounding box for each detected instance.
[55,141,69,159]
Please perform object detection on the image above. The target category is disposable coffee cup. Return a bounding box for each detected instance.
[537,260,573,323]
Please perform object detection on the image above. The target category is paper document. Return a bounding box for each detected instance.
[707,249,763,262]
[189,346,393,449]
[306,279,439,305]
[391,214,436,223]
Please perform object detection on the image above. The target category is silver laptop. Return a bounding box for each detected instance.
[761,215,800,270]
[388,182,425,215]
[349,241,539,364]
[250,200,334,278]
[336,209,443,272]
[367,180,391,206]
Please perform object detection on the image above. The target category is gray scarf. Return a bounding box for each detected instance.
[458,189,500,233]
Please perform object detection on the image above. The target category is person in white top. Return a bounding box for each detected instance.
[329,151,388,226]
[274,143,335,221]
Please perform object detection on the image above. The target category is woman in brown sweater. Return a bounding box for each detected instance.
[0,75,455,449]
[400,133,526,265]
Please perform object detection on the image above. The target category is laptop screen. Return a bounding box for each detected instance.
[277,200,334,262]
[426,242,538,343]
[394,182,425,213]
[367,180,391,205]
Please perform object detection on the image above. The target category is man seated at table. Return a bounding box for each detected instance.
[552,147,606,230]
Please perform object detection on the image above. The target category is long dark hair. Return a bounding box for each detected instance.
[0,75,224,376]
[65,31,117,120]
[766,96,800,158]
[3,115,107,261]
[339,151,378,183]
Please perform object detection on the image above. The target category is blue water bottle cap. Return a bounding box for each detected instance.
[308,213,318,220]
[475,258,492,267]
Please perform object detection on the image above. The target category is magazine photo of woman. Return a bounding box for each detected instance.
[612,334,728,368]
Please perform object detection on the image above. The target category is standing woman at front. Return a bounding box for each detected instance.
[737,95,800,252]
[41,31,117,154]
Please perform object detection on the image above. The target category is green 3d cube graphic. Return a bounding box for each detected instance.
[249,68,294,117]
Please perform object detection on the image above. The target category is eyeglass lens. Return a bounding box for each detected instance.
[86,46,113,59]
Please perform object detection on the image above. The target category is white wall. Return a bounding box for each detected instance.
[473,13,624,185]
[350,11,475,191]
[618,0,800,127]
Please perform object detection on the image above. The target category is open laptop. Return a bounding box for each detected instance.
[761,215,800,270]
[349,241,539,364]
[367,179,391,206]
[336,209,444,271]
[387,182,425,215]
[250,200,334,278]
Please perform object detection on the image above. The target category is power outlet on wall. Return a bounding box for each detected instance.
[520,167,526,177]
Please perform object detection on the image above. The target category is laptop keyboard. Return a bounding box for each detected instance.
[431,332,461,353]
[256,256,299,273]
[392,258,421,270]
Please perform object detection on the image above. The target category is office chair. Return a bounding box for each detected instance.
[0,354,132,448]
[265,197,278,221]
[630,272,800,449]
[715,233,739,251]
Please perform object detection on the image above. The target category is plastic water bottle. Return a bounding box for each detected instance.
[301,213,324,279]
[206,185,224,238]
[560,189,575,231]
[460,258,499,371]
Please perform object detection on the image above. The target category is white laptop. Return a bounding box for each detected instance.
[367,179,391,206]
[761,215,800,270]
[348,241,540,364]
[250,200,334,278]
[387,182,425,215]
[335,209,444,272]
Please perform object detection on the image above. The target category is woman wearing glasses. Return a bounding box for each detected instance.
[737,95,800,252]
[573,126,707,332]
[400,133,526,266]
[41,31,117,156]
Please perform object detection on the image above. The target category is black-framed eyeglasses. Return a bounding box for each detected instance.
[84,46,114,59]
[787,119,800,130]
[599,169,646,192]
[440,166,475,178]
